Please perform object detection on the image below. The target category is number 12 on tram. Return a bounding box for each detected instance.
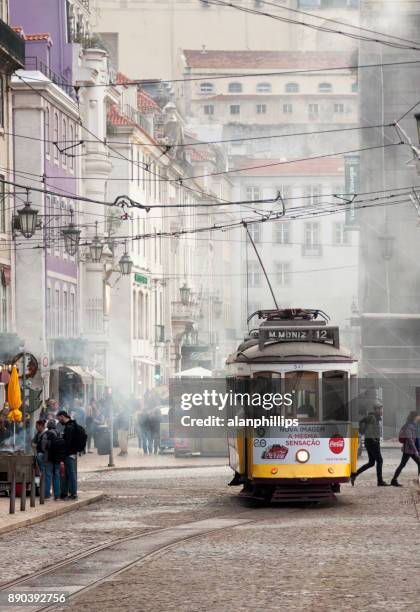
[225,309,359,503]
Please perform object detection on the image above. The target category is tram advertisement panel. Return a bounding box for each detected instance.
[252,423,350,465]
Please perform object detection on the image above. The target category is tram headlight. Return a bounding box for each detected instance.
[295,449,310,464]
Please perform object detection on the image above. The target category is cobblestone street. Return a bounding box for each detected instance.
[0,449,418,611]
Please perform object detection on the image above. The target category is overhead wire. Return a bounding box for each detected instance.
[13,73,231,207]
[3,122,394,149]
[13,141,407,184]
[17,60,420,89]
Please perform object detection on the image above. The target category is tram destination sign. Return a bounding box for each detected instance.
[258,326,339,349]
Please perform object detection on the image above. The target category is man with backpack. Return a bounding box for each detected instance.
[56,410,87,500]
[351,402,389,487]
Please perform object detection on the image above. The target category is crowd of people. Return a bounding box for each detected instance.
[27,393,165,500]
[31,403,88,500]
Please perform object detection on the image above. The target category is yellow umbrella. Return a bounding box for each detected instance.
[7,366,22,423]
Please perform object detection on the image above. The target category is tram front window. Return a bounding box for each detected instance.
[323,371,348,421]
[285,371,319,422]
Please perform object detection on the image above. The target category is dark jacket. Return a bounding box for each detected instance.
[32,430,46,453]
[42,429,66,463]
[401,421,419,456]
[149,410,161,436]
[359,413,382,441]
[62,419,78,456]
[138,412,151,433]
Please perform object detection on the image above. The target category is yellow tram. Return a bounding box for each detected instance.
[226,308,359,502]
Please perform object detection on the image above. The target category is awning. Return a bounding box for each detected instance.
[63,366,92,385]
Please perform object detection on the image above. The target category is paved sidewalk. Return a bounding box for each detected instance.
[0,491,104,536]
[78,448,228,473]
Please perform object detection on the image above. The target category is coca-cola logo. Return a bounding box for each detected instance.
[329,436,345,455]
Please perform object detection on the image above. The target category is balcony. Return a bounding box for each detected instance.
[171,301,200,324]
[0,20,25,71]
[25,56,73,98]
[124,104,153,137]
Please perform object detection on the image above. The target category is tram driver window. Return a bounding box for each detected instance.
[323,371,348,421]
[285,371,318,421]
[250,373,282,417]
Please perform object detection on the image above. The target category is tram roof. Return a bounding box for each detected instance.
[227,340,355,364]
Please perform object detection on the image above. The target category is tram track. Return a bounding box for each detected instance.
[0,515,255,611]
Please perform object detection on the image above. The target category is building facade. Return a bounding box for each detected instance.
[0,1,25,362]
[106,76,237,395]
[180,49,359,159]
[180,48,360,341]
[95,0,360,80]
[10,33,83,403]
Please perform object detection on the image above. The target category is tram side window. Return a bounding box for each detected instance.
[323,371,348,421]
[285,371,318,421]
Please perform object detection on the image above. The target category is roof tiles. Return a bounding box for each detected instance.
[183,50,353,70]
[232,157,344,176]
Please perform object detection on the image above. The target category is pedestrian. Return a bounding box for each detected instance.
[116,405,130,457]
[135,405,143,452]
[92,404,105,448]
[351,402,389,487]
[138,409,152,455]
[31,418,47,469]
[85,399,96,453]
[41,420,65,500]
[149,407,162,455]
[72,399,86,428]
[56,410,87,500]
[391,411,420,487]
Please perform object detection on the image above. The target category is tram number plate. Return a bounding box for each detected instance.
[259,326,339,348]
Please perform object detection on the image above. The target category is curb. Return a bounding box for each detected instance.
[80,462,228,474]
[0,493,104,536]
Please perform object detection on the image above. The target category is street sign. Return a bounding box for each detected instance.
[134,273,148,285]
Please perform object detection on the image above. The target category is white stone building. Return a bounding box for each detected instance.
[231,157,359,346]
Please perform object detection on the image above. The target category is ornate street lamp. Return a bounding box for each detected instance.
[62,209,81,256]
[179,282,191,306]
[17,190,38,239]
[89,221,104,263]
[118,243,133,276]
